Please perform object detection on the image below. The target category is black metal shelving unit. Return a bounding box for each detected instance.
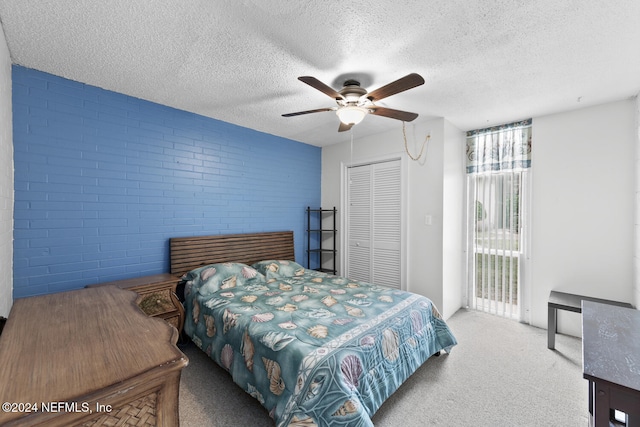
[306,206,337,274]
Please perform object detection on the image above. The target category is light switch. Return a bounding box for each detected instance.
[424,214,432,226]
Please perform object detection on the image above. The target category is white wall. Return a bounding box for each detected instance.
[321,118,465,319]
[442,119,465,318]
[0,24,13,318]
[532,99,636,335]
[635,95,640,309]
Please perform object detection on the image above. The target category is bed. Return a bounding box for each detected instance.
[171,231,457,427]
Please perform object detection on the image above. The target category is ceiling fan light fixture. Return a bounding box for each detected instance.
[336,105,368,125]
[284,74,424,132]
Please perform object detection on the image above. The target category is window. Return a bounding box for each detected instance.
[465,120,531,320]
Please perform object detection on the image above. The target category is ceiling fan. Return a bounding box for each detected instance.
[282,73,425,132]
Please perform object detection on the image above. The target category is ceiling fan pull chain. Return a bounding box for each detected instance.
[403,121,430,161]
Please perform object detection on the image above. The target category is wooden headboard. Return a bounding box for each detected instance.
[170,231,295,276]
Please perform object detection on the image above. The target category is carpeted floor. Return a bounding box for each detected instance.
[179,308,589,426]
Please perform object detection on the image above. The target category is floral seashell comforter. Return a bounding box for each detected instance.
[183,261,457,427]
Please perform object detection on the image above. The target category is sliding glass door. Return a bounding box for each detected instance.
[465,119,532,321]
[467,170,529,319]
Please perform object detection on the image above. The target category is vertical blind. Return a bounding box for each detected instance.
[465,119,532,320]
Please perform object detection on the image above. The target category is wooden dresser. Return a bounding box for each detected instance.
[90,273,184,334]
[0,286,188,426]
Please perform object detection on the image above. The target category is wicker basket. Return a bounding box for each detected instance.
[81,392,157,427]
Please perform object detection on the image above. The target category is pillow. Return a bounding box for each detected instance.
[252,260,306,279]
[183,262,265,296]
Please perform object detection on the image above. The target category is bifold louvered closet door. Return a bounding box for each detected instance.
[346,159,402,288]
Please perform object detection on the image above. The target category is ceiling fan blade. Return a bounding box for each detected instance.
[338,122,354,132]
[366,73,425,102]
[282,107,335,117]
[370,106,419,122]
[298,76,345,100]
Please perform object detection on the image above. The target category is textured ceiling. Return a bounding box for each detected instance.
[0,0,639,147]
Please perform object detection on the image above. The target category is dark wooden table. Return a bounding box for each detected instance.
[548,290,633,349]
[582,301,640,427]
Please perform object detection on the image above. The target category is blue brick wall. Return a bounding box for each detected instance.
[12,66,321,298]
